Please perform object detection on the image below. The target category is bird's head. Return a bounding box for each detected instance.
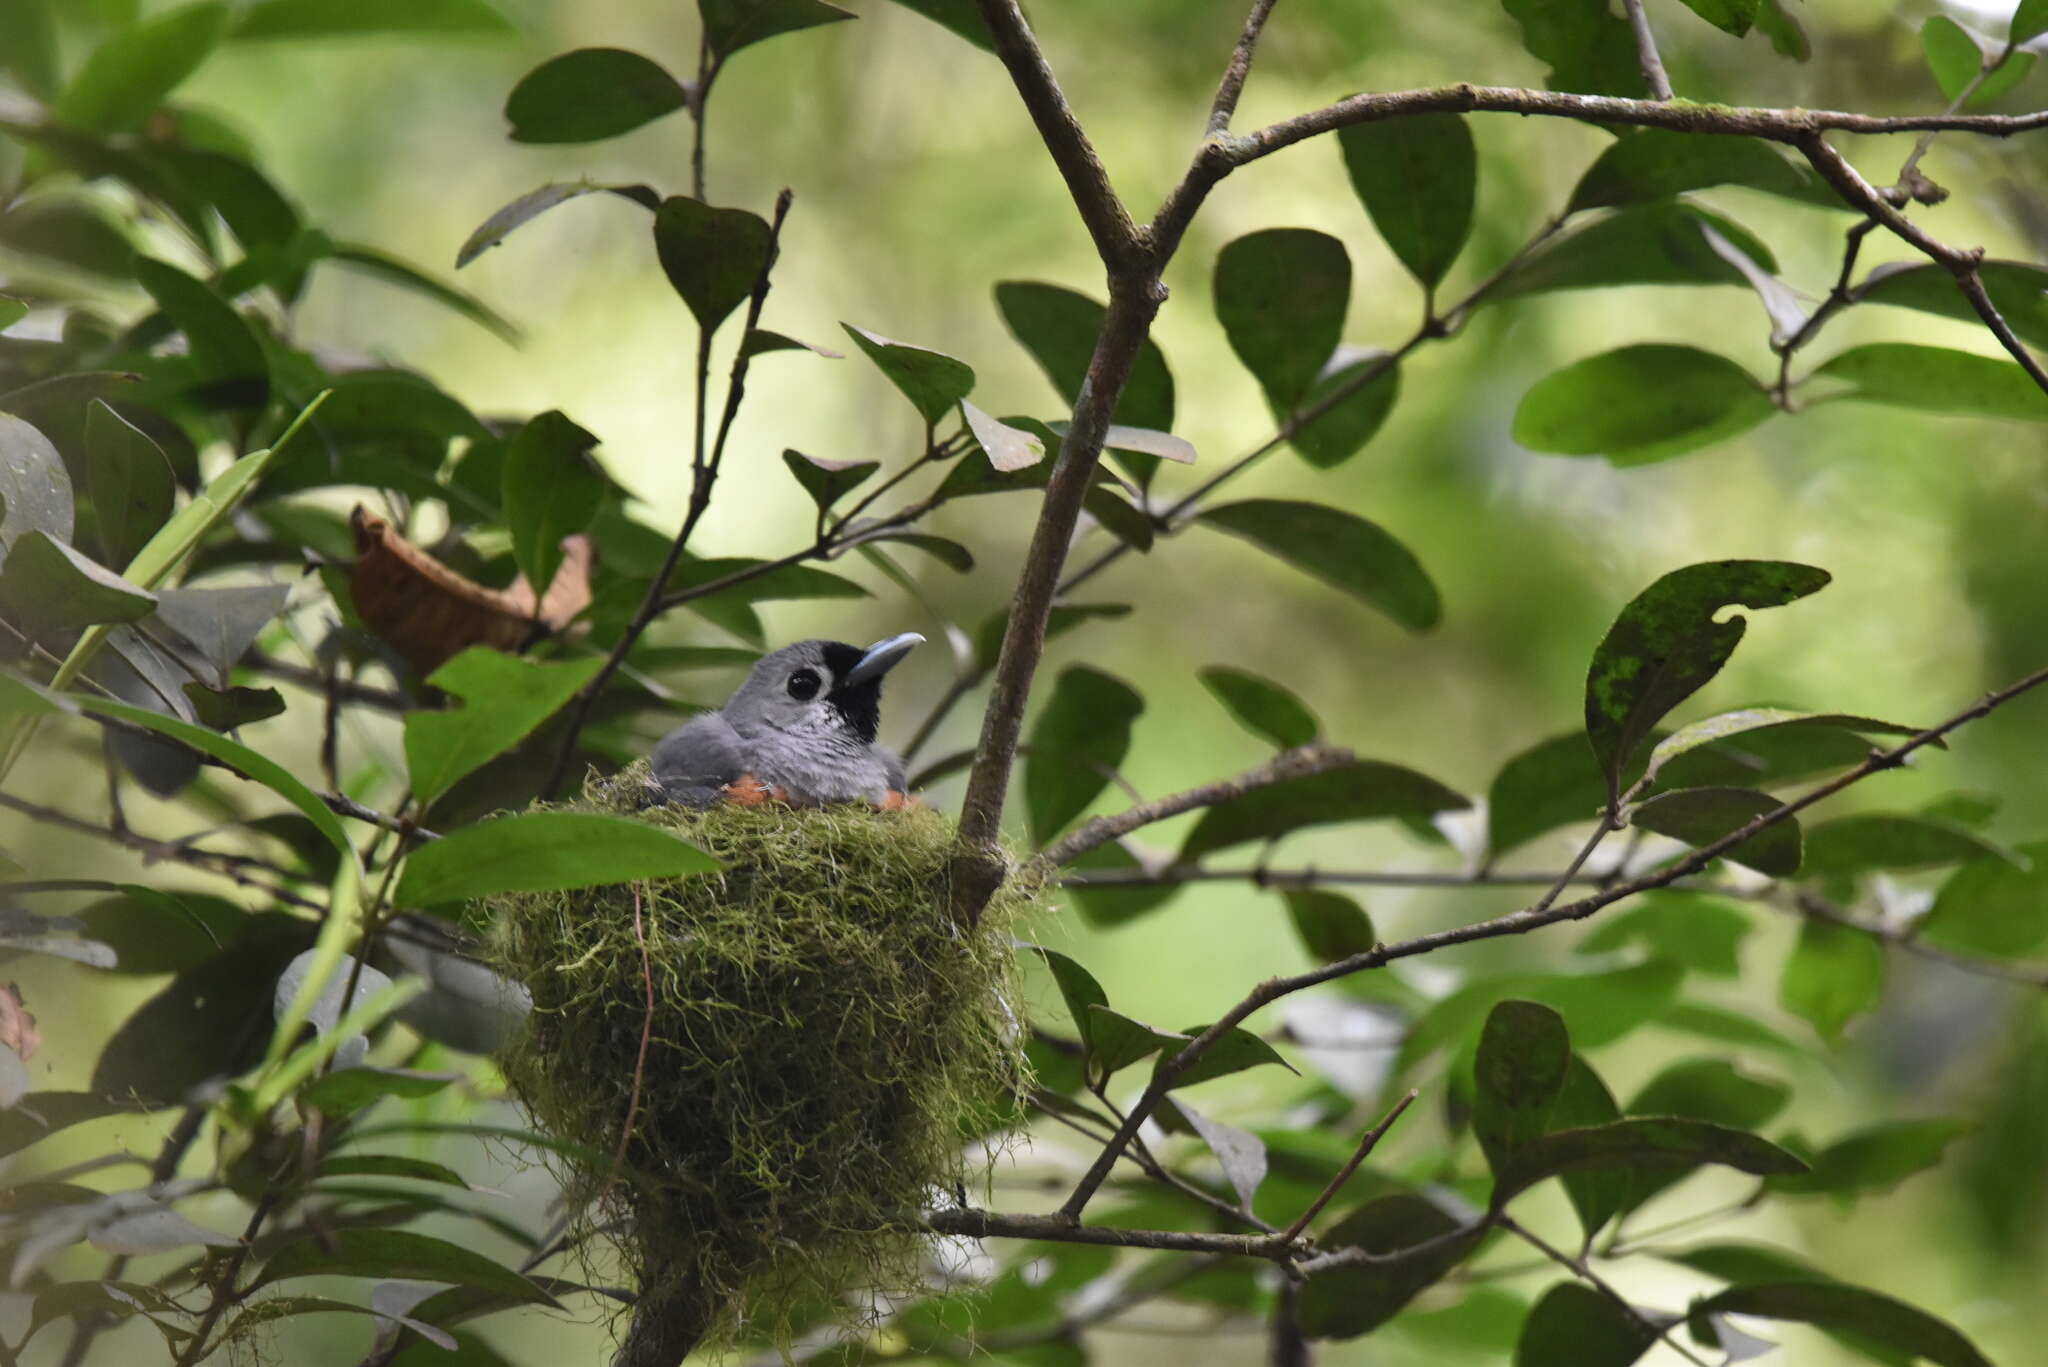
[722,632,923,744]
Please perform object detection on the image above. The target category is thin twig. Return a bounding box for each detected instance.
[1278,1089,1416,1243]
[1207,0,1282,136]
[1621,0,1675,101]
[1497,1214,1711,1367]
[1039,744,1355,865]
[1270,1278,1309,1367]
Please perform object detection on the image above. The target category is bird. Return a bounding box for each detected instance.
[647,632,925,809]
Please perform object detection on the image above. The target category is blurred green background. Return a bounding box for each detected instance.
[11,0,2048,1362]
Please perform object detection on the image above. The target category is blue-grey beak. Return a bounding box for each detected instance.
[844,632,924,687]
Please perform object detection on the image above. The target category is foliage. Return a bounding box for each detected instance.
[2,1,2047,1366]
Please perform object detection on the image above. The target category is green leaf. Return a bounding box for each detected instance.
[0,297,24,331]
[863,532,973,573]
[1402,961,1684,1066]
[299,1067,458,1120]
[739,328,840,360]
[54,2,229,133]
[669,554,867,604]
[405,651,604,807]
[1199,498,1439,631]
[1549,1054,1625,1240]
[1630,786,1801,876]
[1576,891,1750,977]
[395,811,718,906]
[1801,814,2013,878]
[1024,944,1108,1053]
[1497,204,1782,298]
[962,401,1046,472]
[1920,840,2048,956]
[1771,1118,1969,1200]
[0,1093,141,1160]
[1178,758,1467,860]
[253,1228,559,1306]
[841,324,975,426]
[700,0,854,59]
[76,887,246,975]
[455,180,658,269]
[1497,0,1644,96]
[1696,1283,1991,1367]
[1657,1001,1804,1056]
[994,281,1175,432]
[1213,228,1349,413]
[1675,0,1758,35]
[1813,342,2048,420]
[330,244,521,344]
[1569,130,1835,213]
[81,401,175,570]
[0,0,58,100]
[1062,839,1180,929]
[1083,1005,1181,1078]
[230,0,515,39]
[1755,0,1809,57]
[1858,260,2048,353]
[781,449,878,514]
[1514,344,1773,464]
[1487,731,1612,858]
[1923,17,1985,102]
[1473,1000,1570,1176]
[1630,1057,1788,1129]
[1283,889,1375,963]
[1025,665,1143,845]
[505,49,690,144]
[1338,114,1476,291]
[0,531,155,642]
[655,197,773,333]
[2015,0,2048,46]
[1780,919,1885,1039]
[133,256,269,407]
[183,682,284,730]
[1643,708,1915,785]
[1198,665,1319,749]
[1513,1282,1657,1366]
[1157,1024,1296,1090]
[1297,1194,1481,1338]
[502,410,604,595]
[1583,560,1830,804]
[1492,1117,1806,1207]
[884,0,993,50]
[1288,349,1401,469]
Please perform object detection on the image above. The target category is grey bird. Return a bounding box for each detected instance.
[648,632,924,808]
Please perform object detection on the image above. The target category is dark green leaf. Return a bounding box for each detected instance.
[253,1228,559,1305]
[994,281,1174,432]
[54,2,229,133]
[1492,1117,1806,1206]
[330,244,521,344]
[1920,840,2048,956]
[1676,0,1758,35]
[1062,838,1181,929]
[1923,17,1985,102]
[700,0,854,59]
[841,323,975,425]
[739,328,840,360]
[1283,889,1375,963]
[1583,559,1830,803]
[1179,758,1467,860]
[1801,814,2012,877]
[183,682,284,730]
[506,48,689,144]
[76,887,245,975]
[1780,919,1885,1040]
[884,0,993,50]
[865,532,973,572]
[406,651,604,807]
[1473,1000,1569,1175]
[1771,1118,1969,1199]
[1569,130,1834,213]
[1697,1283,1991,1367]
[502,410,603,595]
[1198,665,1319,749]
[133,256,269,406]
[1498,0,1644,96]
[27,1279,189,1348]
[455,181,658,269]
[1631,1058,1787,1130]
[1514,344,1773,464]
[1497,204,1782,298]
[1514,1282,1657,1366]
[1656,1001,1804,1056]
[1576,891,1750,977]
[1025,665,1143,845]
[0,201,135,277]
[1083,1005,1181,1077]
[0,0,58,99]
[1643,708,1915,785]
[1813,342,2048,420]
[0,1094,142,1159]
[1630,786,1801,876]
[1288,349,1401,469]
[654,197,773,333]
[1199,498,1439,630]
[1297,1194,1481,1338]
[1487,731,1610,858]
[1550,1054,1626,1240]
[395,811,718,906]
[92,914,312,1104]
[152,584,289,684]
[1157,1024,1296,1089]
[782,451,876,514]
[1338,114,1475,290]
[1402,961,1684,1066]
[1024,944,1108,1053]
[669,554,868,603]
[1858,260,2048,353]
[230,0,515,38]
[973,601,1129,675]
[81,401,175,570]
[1213,228,1349,413]
[0,530,155,642]
[1755,0,1809,57]
[300,1068,459,1120]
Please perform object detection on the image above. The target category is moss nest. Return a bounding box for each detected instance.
[487,764,1035,1350]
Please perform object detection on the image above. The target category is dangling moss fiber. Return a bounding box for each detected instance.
[487,765,1036,1350]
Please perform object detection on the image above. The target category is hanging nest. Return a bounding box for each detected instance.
[486,764,1036,1354]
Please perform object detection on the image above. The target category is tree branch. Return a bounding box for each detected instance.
[1054,657,2048,1220]
[1207,0,1282,136]
[1039,743,1355,865]
[1277,1089,1416,1243]
[1621,0,1675,101]
[1060,865,1607,890]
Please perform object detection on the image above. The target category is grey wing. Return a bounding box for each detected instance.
[648,713,747,807]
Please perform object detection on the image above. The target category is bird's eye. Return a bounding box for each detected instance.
[786,668,822,701]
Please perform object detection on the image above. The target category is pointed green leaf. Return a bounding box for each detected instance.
[1199,498,1439,630]
[1083,1005,1182,1078]
[700,0,854,59]
[1024,944,1108,1053]
[456,180,659,269]
[231,0,515,38]
[1920,839,2048,956]
[994,281,1175,432]
[1813,342,2048,420]
[1569,130,1835,213]
[1178,758,1467,860]
[253,1229,559,1306]
[1025,665,1143,846]
[781,449,877,513]
[1643,709,1915,785]
[134,256,270,406]
[1801,814,2014,878]
[1497,204,1782,298]
[1198,665,1319,749]
[1282,889,1374,963]
[841,324,975,425]
[1513,1282,1657,1366]
[502,410,604,595]
[1696,1283,1991,1367]
[1676,0,1758,35]
[506,48,689,144]
[81,401,175,569]
[884,0,993,50]
[0,531,155,642]
[1214,228,1349,413]
[1338,114,1475,291]
[1923,17,1985,102]
[1474,1000,1570,1176]
[394,811,718,906]
[54,2,229,133]
[1514,344,1773,464]
[656,197,773,332]
[1296,1194,1481,1338]
[1157,1023,1296,1090]
[1492,1117,1807,1207]
[1630,786,1801,876]
[1780,919,1885,1040]
[405,650,605,807]
[1498,0,1644,96]
[1770,1118,1969,1199]
[1858,260,2048,353]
